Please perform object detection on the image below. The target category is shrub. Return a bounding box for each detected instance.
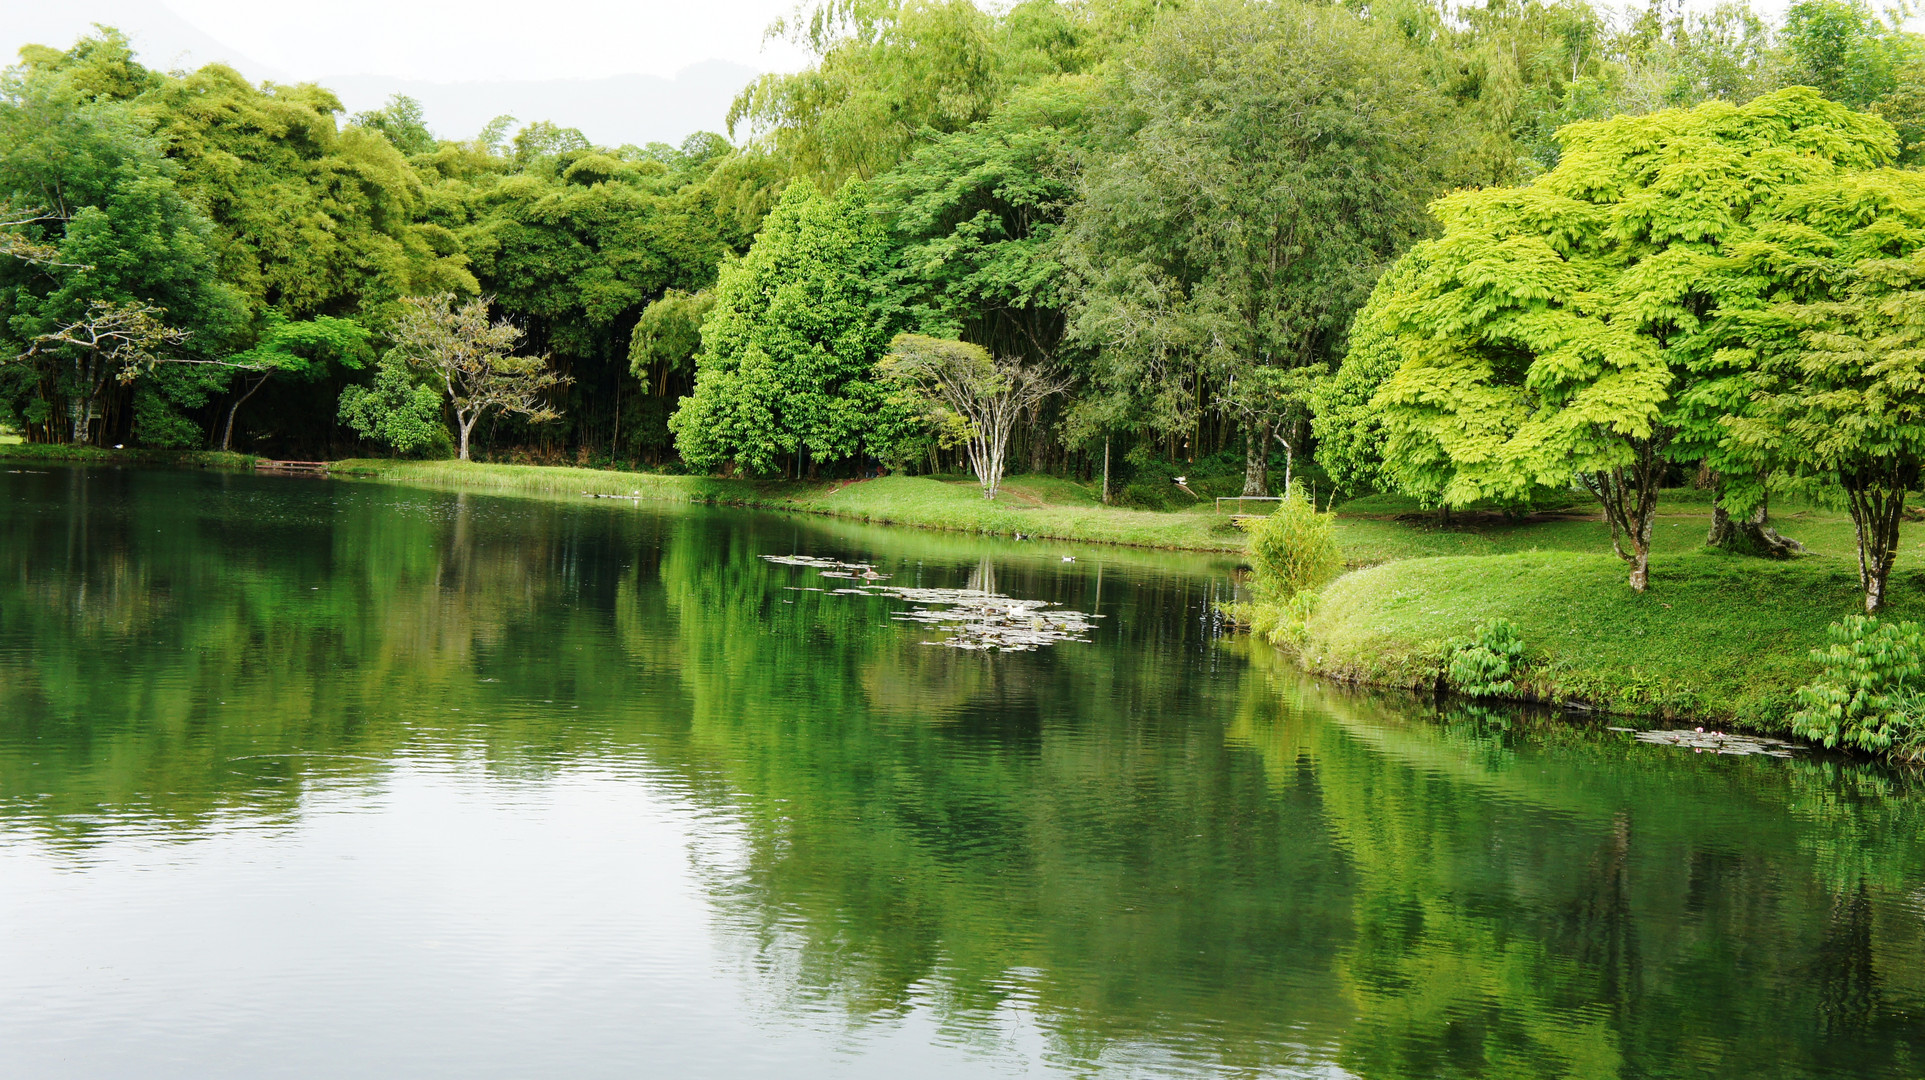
[1246,488,1342,600]
[338,362,449,456]
[1793,615,1925,759]
[1449,618,1525,697]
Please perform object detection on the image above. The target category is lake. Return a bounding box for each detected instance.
[2,464,1923,1079]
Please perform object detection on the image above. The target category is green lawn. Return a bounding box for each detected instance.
[329,459,1249,551]
[1290,494,1918,729]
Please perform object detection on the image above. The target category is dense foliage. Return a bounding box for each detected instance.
[6,1,1925,610]
[1245,488,1341,600]
[1793,615,1925,759]
[1448,618,1527,698]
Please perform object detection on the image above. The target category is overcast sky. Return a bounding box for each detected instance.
[0,0,814,144]
[0,0,813,80]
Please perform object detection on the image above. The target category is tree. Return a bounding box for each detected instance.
[1221,363,1326,497]
[1371,88,1894,591]
[875,75,1089,361]
[1782,0,1915,107]
[730,0,1046,184]
[882,333,1069,498]
[220,313,373,450]
[17,300,188,443]
[1727,172,1925,612]
[352,94,437,156]
[1061,0,1457,498]
[0,42,248,444]
[1311,253,1432,500]
[387,294,569,460]
[668,183,908,476]
[137,58,474,320]
[419,128,774,458]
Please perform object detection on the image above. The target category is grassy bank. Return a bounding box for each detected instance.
[329,459,1249,551]
[0,444,255,469]
[1266,493,1919,731]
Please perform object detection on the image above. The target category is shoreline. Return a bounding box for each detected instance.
[0,448,1247,554]
[1253,545,1925,738]
[324,459,1250,553]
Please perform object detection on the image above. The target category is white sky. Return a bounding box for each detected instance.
[0,0,812,82]
[168,0,813,83]
[0,0,818,143]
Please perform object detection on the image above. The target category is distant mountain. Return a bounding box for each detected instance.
[323,60,760,147]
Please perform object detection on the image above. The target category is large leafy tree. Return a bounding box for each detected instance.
[1310,253,1432,501]
[1722,171,1925,612]
[669,183,909,476]
[875,76,1089,363]
[6,32,475,452]
[1371,88,1894,591]
[730,0,1092,185]
[0,42,246,445]
[1062,0,1458,497]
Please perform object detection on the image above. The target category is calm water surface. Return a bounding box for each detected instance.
[3,465,1925,1078]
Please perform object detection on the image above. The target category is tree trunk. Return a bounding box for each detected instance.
[458,411,477,461]
[1101,437,1111,506]
[221,373,271,452]
[1843,460,1913,614]
[70,355,98,445]
[1706,473,1804,557]
[1581,428,1671,592]
[1242,421,1270,497]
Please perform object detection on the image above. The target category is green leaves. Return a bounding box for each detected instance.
[669,184,908,475]
[337,363,446,455]
[1245,488,1341,601]
[1793,615,1925,756]
[1448,619,1526,698]
[228,313,375,378]
[1062,0,1457,451]
[1372,88,1899,508]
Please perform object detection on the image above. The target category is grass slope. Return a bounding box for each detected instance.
[1291,493,1921,730]
[329,459,1247,551]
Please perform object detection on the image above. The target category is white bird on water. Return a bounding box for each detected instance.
[1062,556,1075,562]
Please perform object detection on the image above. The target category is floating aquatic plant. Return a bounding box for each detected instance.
[1629,728,1800,758]
[761,554,1099,651]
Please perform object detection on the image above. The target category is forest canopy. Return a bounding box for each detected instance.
[2,0,1924,547]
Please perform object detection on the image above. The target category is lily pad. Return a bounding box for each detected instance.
[761,555,1100,652]
[1632,729,1801,758]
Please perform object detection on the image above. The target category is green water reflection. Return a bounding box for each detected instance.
[1,465,1923,1078]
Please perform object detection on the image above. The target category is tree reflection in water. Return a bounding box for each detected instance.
[1,465,1923,1078]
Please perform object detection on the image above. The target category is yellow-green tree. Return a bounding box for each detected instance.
[1371,88,1894,591]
